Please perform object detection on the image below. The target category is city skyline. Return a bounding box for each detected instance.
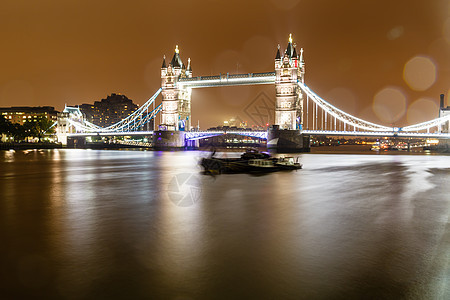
[1,0,450,128]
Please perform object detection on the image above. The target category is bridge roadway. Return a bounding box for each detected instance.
[303,130,450,139]
[67,130,450,140]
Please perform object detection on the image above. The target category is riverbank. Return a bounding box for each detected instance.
[310,144,450,154]
[0,142,63,150]
[1,143,448,154]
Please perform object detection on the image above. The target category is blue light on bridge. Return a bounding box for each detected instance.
[184,131,268,141]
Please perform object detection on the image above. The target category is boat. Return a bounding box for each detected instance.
[200,149,302,174]
[274,156,303,170]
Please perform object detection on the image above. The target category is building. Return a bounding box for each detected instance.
[76,93,139,128]
[0,106,58,124]
[439,94,450,133]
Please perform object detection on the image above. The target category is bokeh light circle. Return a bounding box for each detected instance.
[372,87,407,124]
[386,26,404,40]
[444,17,450,45]
[407,98,439,125]
[403,56,437,91]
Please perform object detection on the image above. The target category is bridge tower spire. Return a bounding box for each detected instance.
[274,34,305,130]
[160,45,192,131]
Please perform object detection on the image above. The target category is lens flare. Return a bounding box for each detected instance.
[373,87,407,124]
[387,26,404,40]
[403,56,437,91]
[444,17,450,45]
[407,98,439,124]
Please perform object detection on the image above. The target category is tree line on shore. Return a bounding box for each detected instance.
[0,116,55,142]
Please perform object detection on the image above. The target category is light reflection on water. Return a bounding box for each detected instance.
[0,149,449,299]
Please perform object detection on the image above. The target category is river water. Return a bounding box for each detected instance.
[1,149,450,299]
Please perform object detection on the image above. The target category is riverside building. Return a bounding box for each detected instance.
[76,93,139,127]
[0,106,58,124]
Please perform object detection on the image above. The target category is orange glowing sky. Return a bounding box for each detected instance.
[1,0,449,128]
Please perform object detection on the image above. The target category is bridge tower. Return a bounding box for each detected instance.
[274,34,305,130]
[56,106,85,147]
[269,34,310,152]
[160,46,192,131]
[155,46,193,149]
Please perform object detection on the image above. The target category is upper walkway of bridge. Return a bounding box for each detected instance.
[178,72,275,88]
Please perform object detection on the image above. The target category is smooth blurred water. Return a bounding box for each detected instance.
[1,149,449,299]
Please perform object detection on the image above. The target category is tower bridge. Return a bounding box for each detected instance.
[57,34,450,151]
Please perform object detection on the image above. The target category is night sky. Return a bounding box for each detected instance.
[1,0,449,128]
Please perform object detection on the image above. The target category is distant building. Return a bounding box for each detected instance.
[0,106,58,124]
[223,117,248,129]
[76,93,139,127]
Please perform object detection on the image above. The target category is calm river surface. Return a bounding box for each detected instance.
[1,149,450,299]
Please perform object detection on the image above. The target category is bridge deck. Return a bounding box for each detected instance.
[66,130,450,140]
